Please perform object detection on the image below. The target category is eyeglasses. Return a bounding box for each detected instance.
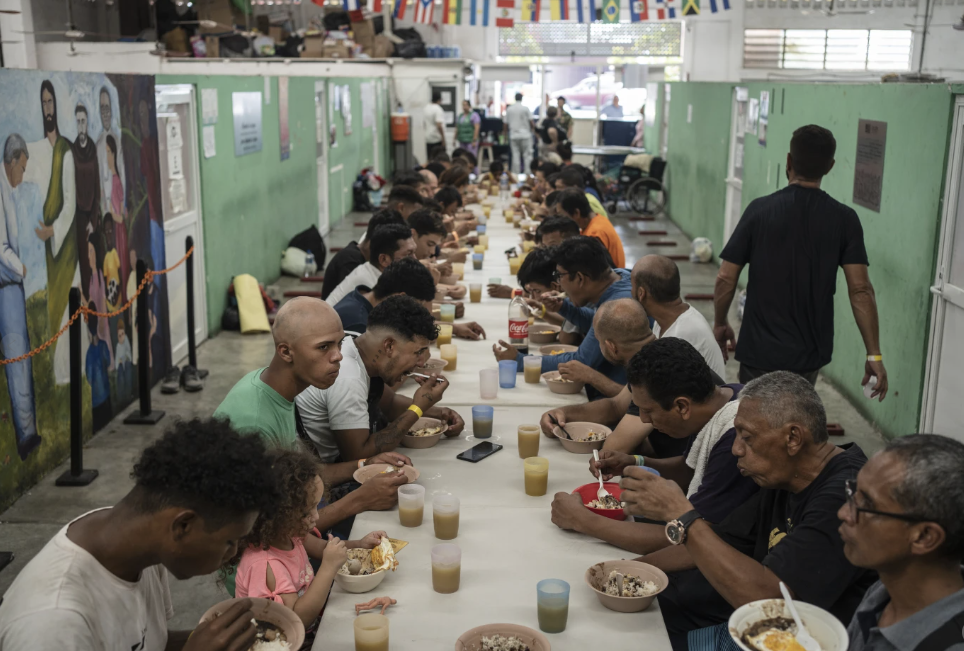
[844,479,928,524]
[552,270,574,281]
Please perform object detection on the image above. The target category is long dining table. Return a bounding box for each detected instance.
[312,191,673,651]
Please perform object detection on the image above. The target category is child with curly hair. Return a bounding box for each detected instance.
[228,447,387,641]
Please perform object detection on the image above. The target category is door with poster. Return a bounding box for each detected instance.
[723,87,748,246]
[155,84,207,365]
[921,97,964,438]
[314,81,330,236]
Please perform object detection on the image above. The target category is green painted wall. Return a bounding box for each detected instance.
[157,74,390,333]
[157,74,319,333]
[644,82,663,154]
[663,82,734,249]
[663,81,956,438]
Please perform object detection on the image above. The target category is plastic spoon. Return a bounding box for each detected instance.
[779,581,820,651]
[592,449,614,503]
[548,414,571,439]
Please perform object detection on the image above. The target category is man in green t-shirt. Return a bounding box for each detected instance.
[214,297,409,528]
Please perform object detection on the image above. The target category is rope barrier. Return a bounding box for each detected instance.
[0,246,195,367]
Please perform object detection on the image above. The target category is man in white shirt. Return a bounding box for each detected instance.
[0,134,40,460]
[27,80,78,385]
[632,254,727,378]
[599,95,624,119]
[297,295,464,463]
[0,418,279,651]
[326,223,417,306]
[504,93,534,176]
[423,90,446,162]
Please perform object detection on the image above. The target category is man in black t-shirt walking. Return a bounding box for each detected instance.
[713,125,888,401]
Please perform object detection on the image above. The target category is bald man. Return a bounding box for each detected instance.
[632,255,726,378]
[418,168,439,198]
[214,298,410,538]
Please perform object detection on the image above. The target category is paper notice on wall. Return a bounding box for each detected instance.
[342,85,352,136]
[361,82,374,129]
[169,178,187,214]
[166,116,183,150]
[167,147,184,179]
[203,124,217,158]
[736,86,749,102]
[747,98,759,133]
[264,76,271,104]
[759,90,770,118]
[441,91,453,105]
[687,104,693,124]
[853,119,887,212]
[202,88,218,124]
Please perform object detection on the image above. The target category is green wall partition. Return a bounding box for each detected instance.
[157,74,389,334]
[662,81,956,438]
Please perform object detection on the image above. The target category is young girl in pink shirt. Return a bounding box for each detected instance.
[228,449,385,645]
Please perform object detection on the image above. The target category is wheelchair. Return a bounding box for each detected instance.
[604,157,668,216]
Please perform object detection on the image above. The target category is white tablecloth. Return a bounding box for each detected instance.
[312,199,672,651]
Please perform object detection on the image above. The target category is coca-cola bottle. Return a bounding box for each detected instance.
[509,289,530,355]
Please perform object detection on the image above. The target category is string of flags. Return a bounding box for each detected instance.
[391,0,729,25]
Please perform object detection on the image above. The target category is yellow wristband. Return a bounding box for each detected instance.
[538,305,546,318]
[357,458,367,469]
[408,404,424,418]
[866,355,883,362]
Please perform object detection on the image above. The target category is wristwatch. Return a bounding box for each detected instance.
[665,510,702,546]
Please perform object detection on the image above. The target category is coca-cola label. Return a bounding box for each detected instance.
[509,318,529,339]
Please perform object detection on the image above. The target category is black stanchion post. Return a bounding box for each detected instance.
[124,259,165,425]
[185,236,208,378]
[56,288,99,486]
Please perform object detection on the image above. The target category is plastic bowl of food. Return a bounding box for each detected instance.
[541,371,585,395]
[353,463,420,484]
[573,482,626,520]
[333,549,389,594]
[552,422,612,453]
[416,358,448,373]
[585,560,668,613]
[455,623,551,651]
[529,325,561,344]
[402,417,448,449]
[199,598,305,649]
[540,344,578,356]
[728,599,849,651]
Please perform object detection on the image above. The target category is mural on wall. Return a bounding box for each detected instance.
[0,69,170,507]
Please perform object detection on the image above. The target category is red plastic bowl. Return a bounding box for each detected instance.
[573,483,627,521]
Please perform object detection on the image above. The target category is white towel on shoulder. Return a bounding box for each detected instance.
[684,400,741,498]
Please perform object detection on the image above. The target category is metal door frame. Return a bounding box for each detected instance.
[920,96,964,432]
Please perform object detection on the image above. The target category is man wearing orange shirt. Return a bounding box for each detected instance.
[556,188,625,268]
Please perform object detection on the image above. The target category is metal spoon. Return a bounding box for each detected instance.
[548,414,571,439]
[592,449,614,503]
[779,581,820,651]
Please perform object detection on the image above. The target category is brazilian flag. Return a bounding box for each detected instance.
[682,0,700,14]
[601,0,620,22]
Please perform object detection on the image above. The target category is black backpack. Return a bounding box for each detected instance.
[288,226,327,269]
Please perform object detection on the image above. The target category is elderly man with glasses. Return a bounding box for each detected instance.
[619,371,876,651]
[839,434,964,651]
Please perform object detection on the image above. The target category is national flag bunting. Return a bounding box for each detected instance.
[629,0,648,20]
[549,0,568,19]
[682,0,699,15]
[654,0,676,18]
[394,0,409,20]
[496,0,515,27]
[413,0,435,23]
[444,0,463,23]
[576,0,596,22]
[601,0,619,21]
[372,0,383,11]
[520,0,540,21]
[708,0,730,11]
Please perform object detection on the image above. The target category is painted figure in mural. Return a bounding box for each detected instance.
[97,87,125,219]
[0,134,41,460]
[105,135,129,289]
[85,300,113,430]
[73,103,101,291]
[28,79,78,385]
[84,231,113,361]
[114,317,133,402]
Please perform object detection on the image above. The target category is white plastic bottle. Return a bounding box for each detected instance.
[509,289,530,355]
[304,250,317,278]
[500,171,510,199]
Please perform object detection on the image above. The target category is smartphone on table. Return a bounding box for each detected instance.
[457,441,503,463]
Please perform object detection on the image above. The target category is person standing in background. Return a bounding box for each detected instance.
[632,104,645,148]
[713,125,887,399]
[0,134,41,460]
[555,97,574,140]
[599,95,624,119]
[505,93,534,176]
[455,100,480,156]
[423,91,446,162]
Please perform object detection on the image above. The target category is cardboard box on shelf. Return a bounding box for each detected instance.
[352,19,375,48]
[269,25,287,43]
[197,0,245,33]
[371,34,393,58]
[301,35,353,58]
[323,42,353,58]
[204,35,220,57]
[302,34,324,57]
